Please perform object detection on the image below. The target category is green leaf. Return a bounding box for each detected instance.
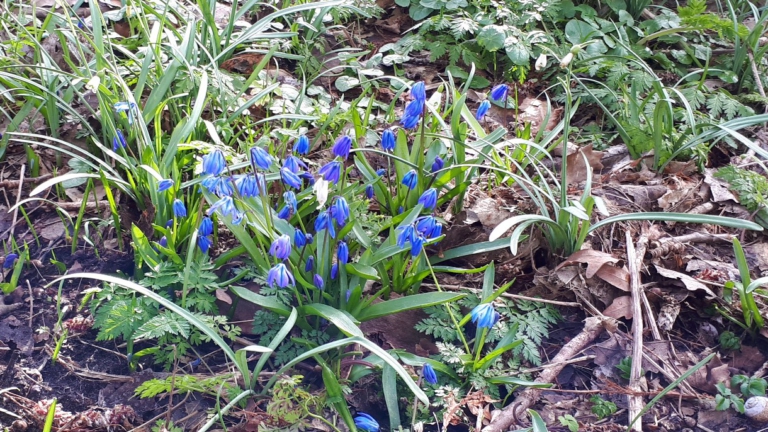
[299,303,363,337]
[321,362,356,431]
[529,410,549,432]
[590,213,763,232]
[335,76,359,92]
[382,365,401,429]
[565,19,602,44]
[477,25,507,52]
[230,285,292,316]
[356,292,465,321]
[506,43,531,65]
[346,263,379,281]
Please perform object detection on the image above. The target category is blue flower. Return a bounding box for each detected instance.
[397,225,415,248]
[490,84,509,102]
[400,100,422,129]
[202,150,226,176]
[199,217,213,236]
[381,130,395,152]
[172,199,187,217]
[314,274,324,290]
[207,176,235,197]
[208,196,236,217]
[281,168,303,189]
[114,101,137,124]
[365,185,374,199]
[411,81,426,104]
[267,263,295,288]
[235,174,259,198]
[295,229,307,248]
[376,168,386,176]
[345,289,352,301]
[354,413,379,432]
[331,263,338,280]
[299,172,315,186]
[295,135,310,155]
[422,363,438,385]
[429,222,443,238]
[306,233,314,244]
[410,234,424,257]
[284,155,306,174]
[277,205,291,220]
[269,235,292,260]
[318,161,342,184]
[284,191,298,211]
[417,188,437,210]
[476,100,491,121]
[250,146,273,170]
[3,253,19,269]
[401,170,418,190]
[416,216,437,236]
[158,179,174,192]
[332,136,352,160]
[305,256,315,272]
[158,236,168,248]
[431,156,444,173]
[337,241,349,265]
[112,129,127,151]
[198,235,212,253]
[232,210,245,225]
[315,210,336,238]
[332,197,350,227]
[471,303,500,329]
[166,219,173,228]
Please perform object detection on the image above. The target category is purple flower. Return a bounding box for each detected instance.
[381,130,395,152]
[331,263,338,280]
[376,168,386,176]
[295,135,310,155]
[269,235,292,260]
[490,84,509,103]
[410,234,424,257]
[267,263,295,288]
[277,205,292,220]
[313,274,324,290]
[422,363,438,385]
[201,176,234,197]
[417,188,437,210]
[365,185,374,199]
[306,233,314,244]
[172,199,187,217]
[397,225,415,248]
[319,161,342,184]
[400,100,423,129]
[305,255,315,272]
[158,236,168,248]
[337,241,349,265]
[250,146,273,170]
[3,253,19,269]
[431,156,444,173]
[114,101,137,124]
[401,170,418,190]
[416,216,437,236]
[332,135,353,160]
[315,210,336,238]
[476,100,491,121]
[202,149,226,176]
[158,179,174,192]
[281,168,303,189]
[299,172,315,186]
[354,413,379,432]
[284,191,298,210]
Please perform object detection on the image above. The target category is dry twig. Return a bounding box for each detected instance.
[626,229,649,431]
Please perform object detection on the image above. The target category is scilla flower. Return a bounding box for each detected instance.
[267,263,294,288]
[422,363,438,385]
[172,199,187,217]
[295,229,307,248]
[365,185,374,199]
[114,101,137,124]
[354,413,379,432]
[158,236,168,248]
[295,135,310,155]
[476,100,491,121]
[208,196,236,217]
[332,197,350,227]
[305,255,315,272]
[198,235,212,253]
[411,81,426,104]
[337,241,349,265]
[471,303,500,329]
[332,135,352,160]
[281,168,302,189]
[381,130,395,151]
[376,168,386,176]
[284,191,298,211]
[112,129,127,151]
[157,179,174,192]
[490,84,509,102]
[400,100,423,129]
[250,146,273,170]
[284,155,306,173]
[3,253,19,269]
[202,149,226,176]
[235,174,259,198]
[315,210,336,238]
[199,217,213,236]
[402,170,418,189]
[269,235,292,260]
[314,274,324,289]
[431,156,444,173]
[417,188,437,210]
[331,263,338,280]
[318,161,342,184]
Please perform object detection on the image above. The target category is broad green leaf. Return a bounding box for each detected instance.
[346,263,379,281]
[565,19,602,44]
[356,292,465,321]
[529,409,549,432]
[300,303,363,337]
[230,285,292,316]
[383,365,401,429]
[589,212,763,232]
[321,362,356,431]
[477,25,507,52]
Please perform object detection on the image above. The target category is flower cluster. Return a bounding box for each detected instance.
[400,81,427,129]
[396,216,443,257]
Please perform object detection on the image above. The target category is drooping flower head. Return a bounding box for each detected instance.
[305,255,315,272]
[332,197,350,227]
[365,185,374,199]
[318,161,342,185]
[331,263,339,280]
[199,217,213,236]
[235,174,259,198]
[269,235,292,260]
[202,176,234,197]
[314,274,324,290]
[172,199,187,217]
[411,81,426,104]
[113,129,127,151]
[158,236,168,248]
[267,263,295,288]
[396,225,415,248]
[381,130,395,152]
[400,100,423,129]
[202,149,226,176]
[295,135,310,155]
[490,84,509,103]
[315,210,336,238]
[284,155,306,174]
[281,168,303,189]
[476,100,491,121]
[158,179,174,192]
[431,156,444,173]
[208,196,237,217]
[376,168,386,176]
[337,240,349,265]
[3,253,19,269]
[354,413,379,432]
[410,234,424,257]
[295,229,307,248]
[277,206,291,220]
[283,191,298,211]
[114,101,137,124]
[250,146,273,171]
[422,363,438,385]
[471,303,500,329]
[332,135,352,160]
[417,188,437,211]
[198,235,212,253]
[402,170,418,190]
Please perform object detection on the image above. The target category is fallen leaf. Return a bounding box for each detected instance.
[215,289,232,305]
[603,295,633,319]
[566,144,604,185]
[595,265,630,292]
[557,249,619,279]
[655,265,717,298]
[732,345,766,374]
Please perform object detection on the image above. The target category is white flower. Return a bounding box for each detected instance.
[535,53,547,71]
[560,52,574,69]
[313,178,329,209]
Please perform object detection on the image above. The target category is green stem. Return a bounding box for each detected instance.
[424,249,471,354]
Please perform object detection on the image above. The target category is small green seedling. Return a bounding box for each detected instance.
[590,395,618,419]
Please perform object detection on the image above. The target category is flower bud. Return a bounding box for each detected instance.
[560,52,574,69]
[535,53,547,71]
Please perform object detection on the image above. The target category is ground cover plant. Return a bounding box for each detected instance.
[2,0,768,430]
